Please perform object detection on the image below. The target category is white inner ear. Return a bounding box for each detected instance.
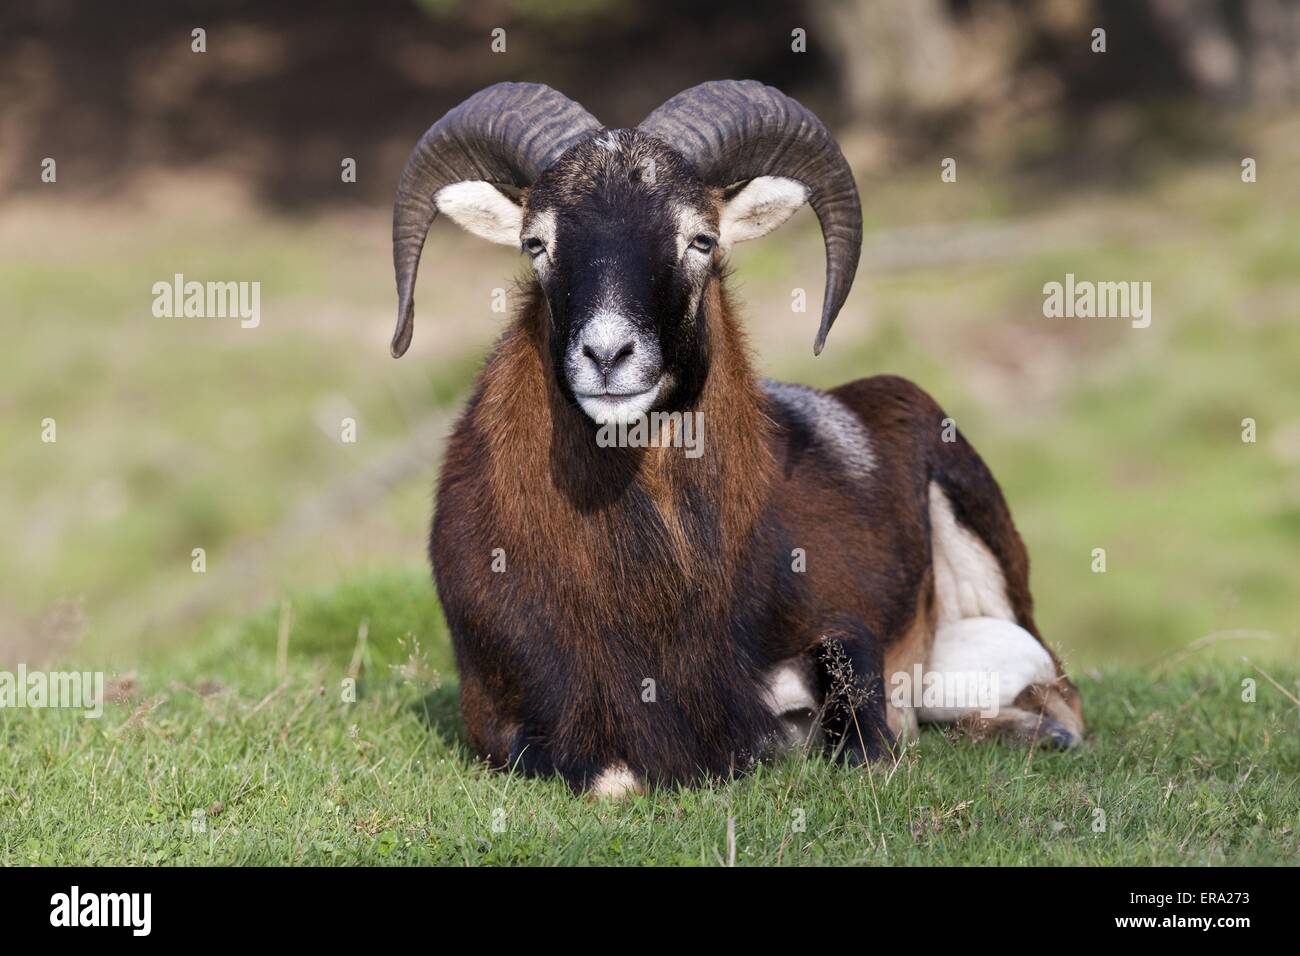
[435,181,522,246]
[719,176,809,248]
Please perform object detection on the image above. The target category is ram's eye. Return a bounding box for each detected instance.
[689,234,716,254]
[522,237,546,258]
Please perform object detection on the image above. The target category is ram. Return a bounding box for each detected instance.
[390,81,1084,797]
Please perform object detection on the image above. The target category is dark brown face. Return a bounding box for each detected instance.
[391,82,861,365]
[521,130,720,425]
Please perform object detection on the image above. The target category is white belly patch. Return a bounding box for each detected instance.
[909,484,1056,723]
[763,484,1056,735]
[929,483,1015,626]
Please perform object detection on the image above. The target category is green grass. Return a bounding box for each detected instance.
[2,572,1297,866]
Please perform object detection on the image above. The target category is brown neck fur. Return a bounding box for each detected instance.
[472,277,775,637]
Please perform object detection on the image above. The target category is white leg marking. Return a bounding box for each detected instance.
[917,617,1056,722]
[590,764,643,799]
[763,658,820,751]
[763,659,818,715]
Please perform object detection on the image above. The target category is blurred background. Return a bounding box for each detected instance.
[1,0,1297,674]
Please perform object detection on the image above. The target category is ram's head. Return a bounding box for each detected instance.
[391,81,862,424]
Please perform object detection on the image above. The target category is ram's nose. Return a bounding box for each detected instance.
[581,338,636,381]
[566,311,663,417]
[575,312,643,386]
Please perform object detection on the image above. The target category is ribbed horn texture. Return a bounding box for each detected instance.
[390,83,601,357]
[639,80,862,354]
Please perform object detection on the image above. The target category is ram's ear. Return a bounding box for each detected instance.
[434,181,523,246]
[719,176,809,248]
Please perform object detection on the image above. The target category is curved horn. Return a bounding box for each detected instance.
[391,83,601,357]
[639,80,861,355]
